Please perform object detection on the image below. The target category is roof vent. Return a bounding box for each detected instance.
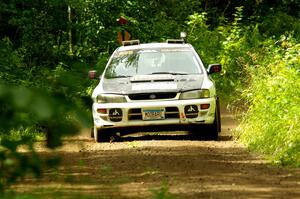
[122,40,140,46]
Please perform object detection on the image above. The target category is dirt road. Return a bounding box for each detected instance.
[13,108,300,199]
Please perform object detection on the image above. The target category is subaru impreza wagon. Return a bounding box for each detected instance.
[89,38,221,142]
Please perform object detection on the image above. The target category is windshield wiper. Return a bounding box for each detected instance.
[109,75,132,78]
[150,72,188,75]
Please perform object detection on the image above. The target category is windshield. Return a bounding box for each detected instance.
[104,48,202,78]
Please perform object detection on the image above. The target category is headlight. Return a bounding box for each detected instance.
[179,90,210,100]
[96,94,126,103]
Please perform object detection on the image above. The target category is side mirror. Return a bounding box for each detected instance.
[88,70,98,79]
[207,64,222,74]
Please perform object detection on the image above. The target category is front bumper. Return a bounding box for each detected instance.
[92,98,216,131]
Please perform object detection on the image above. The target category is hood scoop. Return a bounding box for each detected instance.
[130,79,151,83]
[130,74,175,83]
[102,74,204,94]
[153,79,174,82]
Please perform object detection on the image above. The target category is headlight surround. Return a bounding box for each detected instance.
[179,89,210,100]
[96,94,127,103]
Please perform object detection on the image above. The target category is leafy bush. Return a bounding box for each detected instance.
[0,80,91,191]
[235,39,300,166]
[187,12,223,65]
[259,11,300,40]
[187,7,300,167]
[0,38,92,191]
[1,0,300,193]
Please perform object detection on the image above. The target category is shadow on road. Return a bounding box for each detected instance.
[14,139,300,199]
[115,133,232,142]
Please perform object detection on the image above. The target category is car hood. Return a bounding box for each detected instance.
[101,74,204,94]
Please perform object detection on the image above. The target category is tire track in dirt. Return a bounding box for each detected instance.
[12,107,300,199]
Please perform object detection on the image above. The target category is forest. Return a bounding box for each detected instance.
[0,0,299,193]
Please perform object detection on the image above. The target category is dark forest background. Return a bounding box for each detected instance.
[0,0,299,191]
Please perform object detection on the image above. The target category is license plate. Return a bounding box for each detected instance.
[142,108,165,121]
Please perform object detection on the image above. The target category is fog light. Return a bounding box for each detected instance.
[184,105,198,118]
[109,108,123,122]
[200,104,210,109]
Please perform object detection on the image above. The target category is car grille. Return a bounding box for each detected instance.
[128,92,177,100]
[128,107,179,121]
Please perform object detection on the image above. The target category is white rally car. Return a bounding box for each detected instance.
[90,38,221,142]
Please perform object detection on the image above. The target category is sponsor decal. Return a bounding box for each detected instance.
[132,83,177,91]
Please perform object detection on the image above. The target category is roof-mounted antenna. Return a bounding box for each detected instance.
[180,32,187,42]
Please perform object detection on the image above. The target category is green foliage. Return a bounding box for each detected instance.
[0,136,42,191]
[186,5,300,167]
[2,189,96,199]
[187,12,223,65]
[0,79,91,190]
[235,41,300,166]
[0,0,300,193]
[0,8,92,190]
[259,11,300,40]
[151,181,177,199]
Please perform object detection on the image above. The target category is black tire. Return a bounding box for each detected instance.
[94,127,111,142]
[216,97,221,133]
[191,99,221,140]
[91,128,94,138]
[206,114,219,140]
[206,101,221,140]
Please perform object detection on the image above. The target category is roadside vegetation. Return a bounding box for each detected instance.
[185,6,300,167]
[0,0,299,193]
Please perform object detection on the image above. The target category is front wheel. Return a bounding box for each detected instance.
[93,127,112,142]
[206,100,221,140]
[91,128,94,138]
[206,114,219,140]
